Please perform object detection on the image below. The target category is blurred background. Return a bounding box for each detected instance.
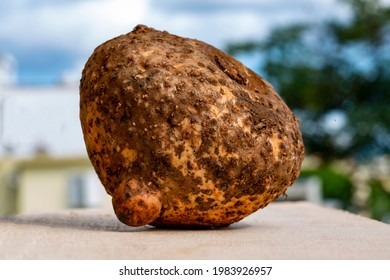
[0,0,389,223]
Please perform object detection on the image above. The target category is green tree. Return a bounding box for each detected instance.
[227,0,390,162]
[226,0,390,219]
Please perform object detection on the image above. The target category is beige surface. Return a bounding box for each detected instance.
[0,202,389,259]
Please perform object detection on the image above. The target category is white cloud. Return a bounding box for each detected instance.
[143,0,350,49]
[0,0,350,62]
[60,61,85,86]
[0,0,148,54]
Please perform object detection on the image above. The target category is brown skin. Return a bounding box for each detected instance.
[80,25,304,228]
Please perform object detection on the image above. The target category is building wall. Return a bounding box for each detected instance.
[0,156,111,215]
[0,159,17,214]
[18,168,72,213]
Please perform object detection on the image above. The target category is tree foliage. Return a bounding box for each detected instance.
[227,0,390,162]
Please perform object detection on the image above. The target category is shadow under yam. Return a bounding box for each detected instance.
[0,211,250,233]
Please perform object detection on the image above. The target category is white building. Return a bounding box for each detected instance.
[0,54,17,86]
[0,84,85,157]
[0,83,112,215]
[0,55,111,215]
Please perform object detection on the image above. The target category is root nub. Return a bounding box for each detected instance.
[112,179,162,226]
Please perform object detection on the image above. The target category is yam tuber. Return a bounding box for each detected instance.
[80,25,304,228]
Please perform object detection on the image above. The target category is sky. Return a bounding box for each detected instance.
[0,0,388,157]
[0,0,357,85]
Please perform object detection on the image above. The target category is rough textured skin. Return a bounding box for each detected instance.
[80,25,304,228]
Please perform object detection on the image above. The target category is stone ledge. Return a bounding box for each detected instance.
[0,202,389,259]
